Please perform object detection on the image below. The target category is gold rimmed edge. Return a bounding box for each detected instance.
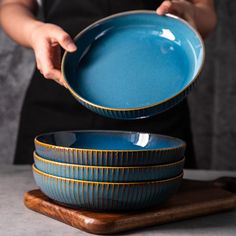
[34,151,185,169]
[34,130,186,153]
[33,164,183,185]
[61,10,205,112]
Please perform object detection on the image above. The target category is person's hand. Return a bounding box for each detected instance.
[30,23,77,87]
[156,0,217,38]
[157,0,196,28]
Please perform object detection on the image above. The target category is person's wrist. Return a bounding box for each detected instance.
[26,20,45,48]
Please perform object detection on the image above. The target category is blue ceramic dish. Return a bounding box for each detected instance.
[33,164,183,211]
[35,130,186,166]
[62,11,204,120]
[34,152,185,182]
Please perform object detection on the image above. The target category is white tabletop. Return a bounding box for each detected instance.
[0,165,236,236]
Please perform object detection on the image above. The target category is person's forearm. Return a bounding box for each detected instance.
[193,0,217,37]
[0,1,43,47]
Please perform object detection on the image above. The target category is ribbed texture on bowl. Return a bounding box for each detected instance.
[72,81,196,120]
[33,165,183,211]
[34,152,185,182]
[35,142,185,166]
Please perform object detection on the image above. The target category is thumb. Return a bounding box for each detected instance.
[156,1,196,29]
[156,0,172,15]
[54,28,77,52]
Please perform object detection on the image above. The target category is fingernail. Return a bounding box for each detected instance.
[68,44,77,52]
[156,9,165,15]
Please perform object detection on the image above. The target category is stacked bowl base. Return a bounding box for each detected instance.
[33,130,186,211]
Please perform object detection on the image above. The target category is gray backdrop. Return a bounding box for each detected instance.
[0,1,235,169]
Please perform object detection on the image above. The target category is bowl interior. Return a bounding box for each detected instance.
[63,11,204,109]
[35,130,185,151]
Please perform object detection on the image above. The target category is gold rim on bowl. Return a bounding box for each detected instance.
[34,151,185,169]
[33,164,184,185]
[34,130,186,152]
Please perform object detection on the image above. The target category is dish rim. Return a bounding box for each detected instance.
[33,164,183,185]
[61,10,205,111]
[34,151,185,169]
[34,129,186,152]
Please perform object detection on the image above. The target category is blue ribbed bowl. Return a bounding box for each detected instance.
[33,164,183,211]
[62,11,204,120]
[35,130,186,166]
[34,152,185,182]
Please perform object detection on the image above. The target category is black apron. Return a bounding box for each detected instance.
[14,0,196,168]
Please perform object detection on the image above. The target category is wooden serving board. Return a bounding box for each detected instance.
[24,177,236,235]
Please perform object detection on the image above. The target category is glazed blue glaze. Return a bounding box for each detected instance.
[62,11,204,119]
[34,152,185,182]
[35,130,186,166]
[36,130,185,150]
[33,165,183,211]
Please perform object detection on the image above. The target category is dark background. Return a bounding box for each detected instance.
[0,1,235,169]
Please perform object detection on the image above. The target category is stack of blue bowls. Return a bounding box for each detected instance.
[32,11,204,212]
[33,130,185,211]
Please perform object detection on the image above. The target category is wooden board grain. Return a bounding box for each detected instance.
[24,178,236,235]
